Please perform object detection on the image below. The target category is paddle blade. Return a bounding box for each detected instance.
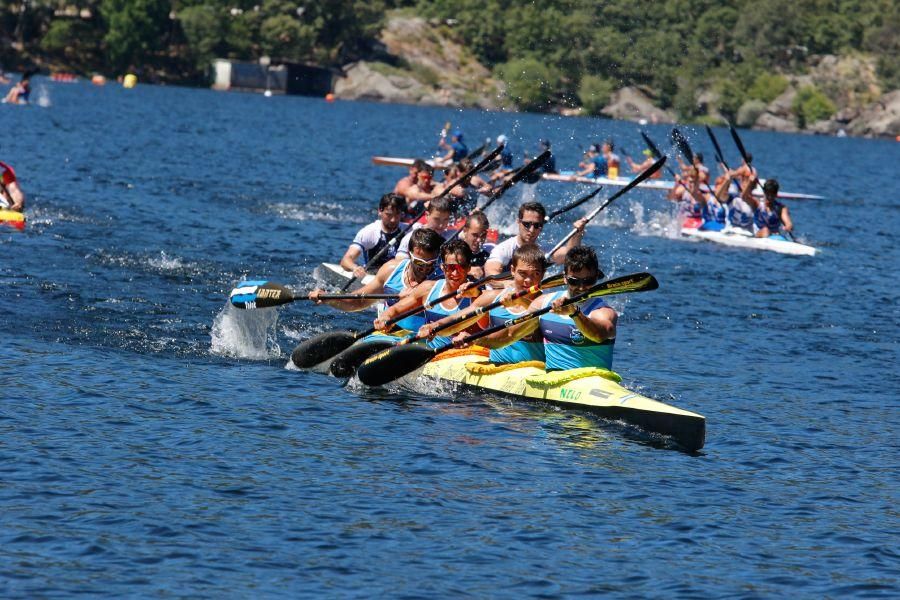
[230,280,295,309]
[291,331,357,369]
[729,124,750,163]
[640,132,663,159]
[329,338,399,378]
[671,128,694,164]
[356,343,438,387]
[589,273,659,298]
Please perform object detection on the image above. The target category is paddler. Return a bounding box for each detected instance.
[745,178,793,239]
[420,244,548,364]
[489,134,515,183]
[309,228,444,322]
[338,193,409,279]
[395,196,455,259]
[0,160,25,211]
[439,129,468,164]
[600,140,621,178]
[3,75,30,105]
[713,171,754,232]
[668,166,704,228]
[438,159,490,215]
[537,139,557,174]
[458,212,494,279]
[373,240,478,348]
[403,163,440,215]
[484,201,585,277]
[574,144,607,179]
[460,245,616,371]
[625,149,662,178]
[393,158,428,199]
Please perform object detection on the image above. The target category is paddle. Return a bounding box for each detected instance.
[340,144,505,291]
[229,281,398,309]
[465,138,489,160]
[444,150,551,244]
[728,125,798,242]
[290,271,512,369]
[544,156,667,260]
[546,187,602,222]
[356,272,659,387]
[671,128,694,165]
[640,132,678,178]
[328,271,565,376]
[705,125,728,168]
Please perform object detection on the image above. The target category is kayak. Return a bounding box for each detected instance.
[415,349,706,451]
[0,208,25,231]
[681,223,816,256]
[370,157,824,200]
[544,171,825,201]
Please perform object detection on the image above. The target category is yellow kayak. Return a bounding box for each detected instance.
[0,208,25,231]
[418,349,706,451]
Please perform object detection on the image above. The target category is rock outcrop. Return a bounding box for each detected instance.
[334,16,502,109]
[600,87,676,124]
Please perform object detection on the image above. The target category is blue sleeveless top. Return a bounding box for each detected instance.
[538,291,615,371]
[754,200,784,232]
[422,280,472,349]
[381,260,425,332]
[487,288,545,364]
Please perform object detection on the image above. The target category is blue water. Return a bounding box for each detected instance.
[1,79,898,597]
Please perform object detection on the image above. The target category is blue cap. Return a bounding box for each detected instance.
[452,129,463,140]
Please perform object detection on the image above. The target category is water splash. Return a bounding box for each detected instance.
[210,303,282,359]
[35,84,52,107]
[148,251,184,270]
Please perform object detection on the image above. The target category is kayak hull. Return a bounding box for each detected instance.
[0,209,25,231]
[681,225,816,256]
[418,352,706,452]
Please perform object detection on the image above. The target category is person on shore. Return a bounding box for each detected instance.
[439,129,468,164]
[484,201,586,276]
[338,193,409,278]
[309,228,444,327]
[420,243,548,364]
[395,196,455,259]
[394,159,428,199]
[0,160,25,211]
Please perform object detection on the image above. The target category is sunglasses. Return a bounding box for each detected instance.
[411,256,438,269]
[442,262,469,275]
[566,275,598,287]
[520,221,544,230]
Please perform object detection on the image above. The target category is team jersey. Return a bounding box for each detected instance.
[754,200,785,233]
[351,221,409,271]
[723,185,755,230]
[0,161,17,186]
[395,223,456,259]
[381,260,426,333]
[538,291,615,371]
[470,242,495,268]
[422,280,473,349]
[485,237,551,271]
[487,288,545,364]
[590,155,608,177]
[450,141,468,162]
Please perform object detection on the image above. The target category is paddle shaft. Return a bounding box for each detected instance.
[641,132,678,178]
[341,144,505,291]
[671,128,694,164]
[545,156,667,259]
[729,126,798,242]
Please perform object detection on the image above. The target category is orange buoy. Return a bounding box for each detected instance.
[91,74,106,86]
[325,93,335,103]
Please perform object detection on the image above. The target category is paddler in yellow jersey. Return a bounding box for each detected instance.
[474,246,617,371]
[309,228,444,326]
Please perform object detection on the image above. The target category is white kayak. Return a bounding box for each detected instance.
[314,262,376,291]
[681,225,817,256]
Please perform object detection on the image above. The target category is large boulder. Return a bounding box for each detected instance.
[601,87,676,123]
[847,90,900,137]
[754,87,799,132]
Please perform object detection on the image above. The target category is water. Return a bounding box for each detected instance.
[1,79,898,597]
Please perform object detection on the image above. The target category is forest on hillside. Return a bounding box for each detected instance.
[2,0,898,122]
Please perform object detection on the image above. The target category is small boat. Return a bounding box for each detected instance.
[680,223,816,256]
[0,208,25,231]
[413,349,706,451]
[370,157,824,200]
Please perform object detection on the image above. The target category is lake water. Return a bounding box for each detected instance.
[1,79,898,597]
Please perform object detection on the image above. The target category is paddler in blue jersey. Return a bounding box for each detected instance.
[338,193,409,279]
[439,129,468,164]
[713,171,755,232]
[373,240,479,348]
[421,244,548,365]
[573,144,608,179]
[745,178,794,239]
[309,228,444,326]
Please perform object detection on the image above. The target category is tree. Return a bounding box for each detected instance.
[496,58,558,112]
[101,0,172,71]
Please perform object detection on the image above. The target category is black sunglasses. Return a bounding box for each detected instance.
[520,220,544,230]
[566,274,598,287]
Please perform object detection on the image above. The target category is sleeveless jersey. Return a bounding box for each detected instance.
[487,288,545,364]
[422,280,472,349]
[754,200,784,233]
[538,291,615,371]
[381,260,426,332]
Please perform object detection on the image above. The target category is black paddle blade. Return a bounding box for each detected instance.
[356,343,438,387]
[329,338,399,378]
[671,128,694,164]
[291,331,357,369]
[589,272,659,298]
[640,132,663,159]
[729,124,751,163]
[230,280,295,309]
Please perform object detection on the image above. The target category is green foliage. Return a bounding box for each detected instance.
[260,15,315,62]
[748,73,789,103]
[101,0,170,70]
[736,99,767,128]
[178,5,228,69]
[792,86,837,128]
[578,75,615,115]
[495,58,558,112]
[40,20,79,53]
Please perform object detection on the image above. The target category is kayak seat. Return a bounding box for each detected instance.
[464,360,545,375]
[526,367,621,387]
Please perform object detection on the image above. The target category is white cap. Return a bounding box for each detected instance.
[497,134,508,145]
